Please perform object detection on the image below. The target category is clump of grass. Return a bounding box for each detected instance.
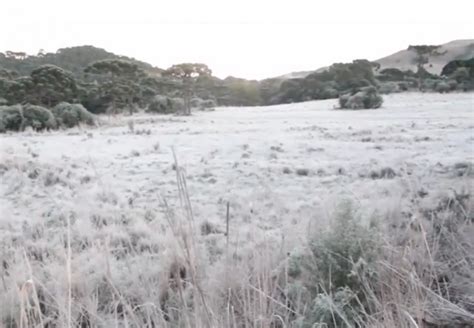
[296,168,310,176]
[370,167,396,179]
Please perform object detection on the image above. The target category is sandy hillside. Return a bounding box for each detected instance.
[376,39,474,75]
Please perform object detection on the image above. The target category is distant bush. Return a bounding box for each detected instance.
[379,82,400,94]
[147,95,185,114]
[339,87,383,109]
[0,105,23,132]
[0,104,56,132]
[52,102,95,128]
[22,104,56,131]
[191,97,217,111]
[435,81,451,93]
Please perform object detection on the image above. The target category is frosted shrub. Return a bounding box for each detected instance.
[338,87,383,109]
[288,201,380,327]
[52,102,95,128]
[0,105,23,132]
[147,95,185,114]
[22,104,56,131]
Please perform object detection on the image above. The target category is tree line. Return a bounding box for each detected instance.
[1,45,473,119]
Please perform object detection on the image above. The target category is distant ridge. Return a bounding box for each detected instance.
[275,39,474,80]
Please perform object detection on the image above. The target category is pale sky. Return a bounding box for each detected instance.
[1,0,473,80]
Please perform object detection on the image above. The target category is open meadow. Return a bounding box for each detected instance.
[1,92,473,327]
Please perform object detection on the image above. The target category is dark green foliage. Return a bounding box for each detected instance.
[441,57,474,77]
[274,60,378,104]
[339,87,383,109]
[84,59,144,114]
[0,68,19,80]
[1,76,35,104]
[378,68,416,82]
[435,81,451,93]
[0,46,160,76]
[1,65,78,107]
[84,59,144,78]
[29,65,78,106]
[259,78,283,105]
[52,102,95,128]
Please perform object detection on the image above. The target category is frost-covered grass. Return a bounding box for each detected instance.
[0,92,473,327]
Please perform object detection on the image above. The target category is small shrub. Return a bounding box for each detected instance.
[200,220,220,236]
[287,201,381,327]
[435,81,450,93]
[0,104,56,132]
[339,87,383,110]
[147,95,185,114]
[370,167,396,179]
[296,168,310,176]
[191,97,217,111]
[169,97,185,113]
[147,95,173,114]
[22,104,56,131]
[0,105,23,132]
[379,82,400,94]
[52,102,95,128]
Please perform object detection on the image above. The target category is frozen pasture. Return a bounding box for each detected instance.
[0,92,473,323]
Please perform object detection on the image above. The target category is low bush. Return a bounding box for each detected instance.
[0,105,23,132]
[147,95,185,114]
[379,82,400,94]
[52,102,95,128]
[1,104,56,132]
[22,104,56,131]
[191,97,217,111]
[339,87,383,109]
[435,81,451,93]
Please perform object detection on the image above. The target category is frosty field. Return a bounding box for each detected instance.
[0,92,473,327]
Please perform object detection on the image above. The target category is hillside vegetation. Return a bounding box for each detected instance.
[0,43,473,127]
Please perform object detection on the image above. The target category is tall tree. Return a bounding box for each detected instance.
[84,59,144,114]
[30,65,78,106]
[164,63,212,115]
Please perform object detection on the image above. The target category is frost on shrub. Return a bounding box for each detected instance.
[1,104,56,132]
[169,97,185,113]
[147,95,185,114]
[0,105,23,132]
[52,102,95,128]
[290,201,380,327]
[338,87,383,109]
[191,97,217,111]
[22,104,56,131]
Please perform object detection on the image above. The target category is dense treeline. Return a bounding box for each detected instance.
[1,46,473,126]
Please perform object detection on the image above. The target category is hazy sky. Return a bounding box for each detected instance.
[2,0,473,79]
